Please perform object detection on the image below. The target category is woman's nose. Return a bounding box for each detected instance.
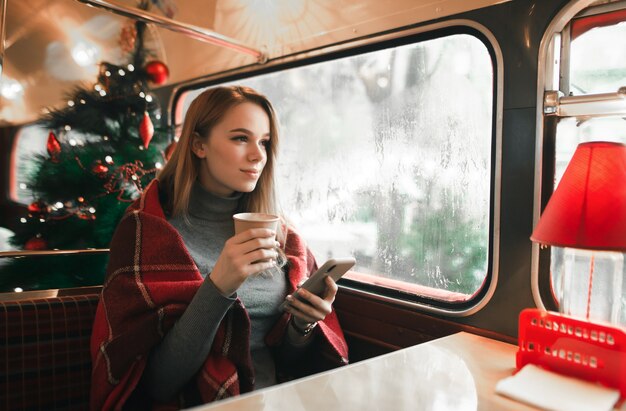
[248,143,265,162]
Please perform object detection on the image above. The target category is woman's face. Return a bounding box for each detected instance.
[193,102,270,197]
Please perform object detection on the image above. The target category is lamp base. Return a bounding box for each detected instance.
[552,247,624,325]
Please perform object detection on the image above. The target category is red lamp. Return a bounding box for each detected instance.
[531,141,626,324]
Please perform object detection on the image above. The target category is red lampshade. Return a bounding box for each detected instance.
[530,141,626,251]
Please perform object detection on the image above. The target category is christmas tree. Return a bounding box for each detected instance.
[0,2,174,292]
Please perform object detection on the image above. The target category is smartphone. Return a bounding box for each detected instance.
[280,257,356,311]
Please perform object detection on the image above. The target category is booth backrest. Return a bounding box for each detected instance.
[0,291,100,411]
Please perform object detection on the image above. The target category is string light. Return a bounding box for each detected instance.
[69,139,77,146]
[54,202,64,208]
[145,95,153,102]
[118,69,126,76]
[95,84,102,91]
[139,92,145,98]
[20,218,27,223]
[68,100,75,107]
[80,99,86,104]
[155,114,161,120]
[103,136,109,141]
[64,125,72,131]
[105,156,113,164]
[99,90,107,97]
[155,162,163,169]
[88,207,96,213]
[105,70,111,77]
[127,64,135,71]
[14,287,23,293]
[19,183,27,189]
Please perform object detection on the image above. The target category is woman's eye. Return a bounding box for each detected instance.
[232,136,247,142]
[260,140,270,148]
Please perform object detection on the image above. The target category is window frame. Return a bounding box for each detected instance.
[172,20,503,316]
[532,0,626,311]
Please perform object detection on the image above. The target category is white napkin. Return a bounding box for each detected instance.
[495,364,620,411]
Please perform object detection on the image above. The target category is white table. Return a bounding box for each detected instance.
[190,331,548,410]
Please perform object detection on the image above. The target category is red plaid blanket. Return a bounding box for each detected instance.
[90,180,348,410]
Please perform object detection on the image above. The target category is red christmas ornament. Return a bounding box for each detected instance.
[27,200,47,214]
[139,112,154,148]
[77,212,95,221]
[144,60,169,85]
[164,140,177,161]
[46,131,61,162]
[24,236,48,251]
[92,162,109,177]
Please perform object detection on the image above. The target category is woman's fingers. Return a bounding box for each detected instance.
[285,303,318,323]
[284,276,339,324]
[230,228,278,262]
[232,228,275,245]
[322,276,338,301]
[224,228,279,268]
[245,247,278,265]
[210,229,280,295]
[247,258,277,275]
[286,290,331,318]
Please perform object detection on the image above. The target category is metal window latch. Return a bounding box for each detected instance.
[543,90,563,115]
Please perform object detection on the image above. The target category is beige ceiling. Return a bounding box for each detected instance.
[0,0,510,126]
[1,0,219,125]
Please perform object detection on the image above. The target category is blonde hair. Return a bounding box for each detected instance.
[158,86,286,244]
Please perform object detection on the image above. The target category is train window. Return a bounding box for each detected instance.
[569,8,626,95]
[12,124,50,204]
[555,117,626,182]
[177,32,494,304]
[542,5,626,325]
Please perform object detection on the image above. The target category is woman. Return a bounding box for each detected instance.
[90,86,348,410]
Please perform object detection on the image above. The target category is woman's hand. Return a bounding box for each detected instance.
[210,228,279,296]
[284,276,338,328]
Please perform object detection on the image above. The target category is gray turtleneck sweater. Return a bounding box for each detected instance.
[141,183,289,402]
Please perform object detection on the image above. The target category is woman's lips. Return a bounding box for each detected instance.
[241,169,260,178]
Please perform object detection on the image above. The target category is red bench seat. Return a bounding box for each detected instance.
[0,290,100,411]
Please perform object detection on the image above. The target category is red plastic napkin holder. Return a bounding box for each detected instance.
[517,308,626,398]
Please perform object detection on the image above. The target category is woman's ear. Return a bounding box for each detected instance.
[191,132,207,158]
